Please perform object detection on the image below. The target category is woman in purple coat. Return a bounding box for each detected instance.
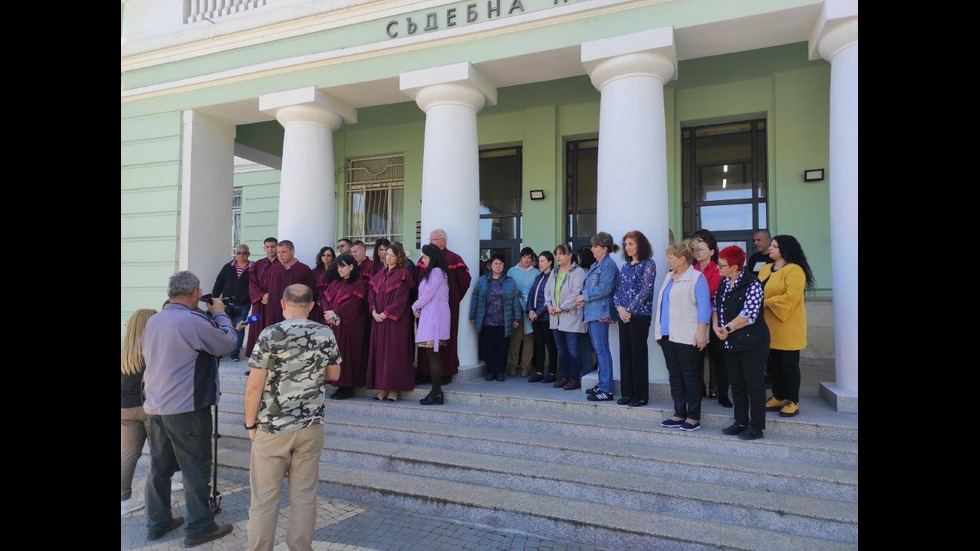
[412,244,451,405]
[366,241,417,401]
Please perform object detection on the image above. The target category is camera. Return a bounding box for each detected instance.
[199,294,242,319]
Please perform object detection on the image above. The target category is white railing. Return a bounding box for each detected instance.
[185,0,268,24]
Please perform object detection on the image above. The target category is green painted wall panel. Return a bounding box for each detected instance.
[242,210,279,227]
[121,137,182,166]
[522,105,558,254]
[121,188,180,214]
[123,263,181,287]
[235,169,282,187]
[121,112,182,142]
[236,123,285,158]
[122,289,172,313]
[121,239,178,263]
[243,196,280,213]
[772,66,831,294]
[121,213,179,239]
[121,163,181,191]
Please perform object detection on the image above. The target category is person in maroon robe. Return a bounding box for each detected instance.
[321,253,368,400]
[371,238,391,277]
[310,246,335,324]
[260,240,318,331]
[245,237,279,358]
[415,229,471,383]
[365,242,416,401]
[351,241,374,282]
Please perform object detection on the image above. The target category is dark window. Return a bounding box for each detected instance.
[566,139,598,251]
[682,120,767,254]
[479,147,522,270]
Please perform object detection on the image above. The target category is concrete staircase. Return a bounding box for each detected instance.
[214,364,858,550]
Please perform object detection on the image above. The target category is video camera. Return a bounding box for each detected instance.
[199,294,242,319]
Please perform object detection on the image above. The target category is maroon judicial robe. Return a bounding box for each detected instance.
[358,258,374,282]
[244,256,279,357]
[416,248,471,376]
[310,266,328,324]
[262,260,317,329]
[365,267,416,391]
[322,277,368,388]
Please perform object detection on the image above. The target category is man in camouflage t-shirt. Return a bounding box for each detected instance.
[244,283,341,551]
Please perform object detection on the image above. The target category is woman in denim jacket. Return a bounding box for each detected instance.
[576,232,621,402]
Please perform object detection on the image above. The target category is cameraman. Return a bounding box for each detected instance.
[141,271,237,546]
[212,244,252,362]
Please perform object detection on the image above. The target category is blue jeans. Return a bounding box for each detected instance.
[552,330,582,381]
[146,408,219,537]
[588,321,614,393]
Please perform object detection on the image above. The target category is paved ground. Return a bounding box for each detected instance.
[122,463,600,551]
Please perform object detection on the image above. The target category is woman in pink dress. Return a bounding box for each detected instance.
[412,244,451,405]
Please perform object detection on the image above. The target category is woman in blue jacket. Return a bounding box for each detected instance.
[470,252,524,381]
[526,250,558,383]
[576,232,620,401]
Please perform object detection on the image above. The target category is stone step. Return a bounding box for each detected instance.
[320,438,858,542]
[213,412,857,503]
[217,393,856,468]
[211,445,857,551]
[217,374,858,443]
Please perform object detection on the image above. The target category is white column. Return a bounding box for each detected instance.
[400,63,497,369]
[259,86,356,267]
[811,1,858,412]
[179,110,236,288]
[583,28,677,384]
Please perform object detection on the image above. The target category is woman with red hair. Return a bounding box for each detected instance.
[712,245,770,440]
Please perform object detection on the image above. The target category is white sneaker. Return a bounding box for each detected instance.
[121,498,145,516]
[171,481,184,492]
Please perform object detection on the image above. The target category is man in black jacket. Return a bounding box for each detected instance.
[212,244,252,361]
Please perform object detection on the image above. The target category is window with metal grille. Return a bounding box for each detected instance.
[232,188,242,253]
[346,155,405,244]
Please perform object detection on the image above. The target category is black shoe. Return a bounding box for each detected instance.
[230,356,240,362]
[485,373,496,381]
[330,387,354,400]
[541,374,556,384]
[528,373,544,383]
[495,373,505,381]
[708,389,718,399]
[420,393,444,405]
[243,370,251,376]
[184,523,233,547]
[147,516,184,541]
[738,427,764,440]
[616,397,632,405]
[441,376,453,385]
[585,384,600,395]
[722,422,746,436]
[627,399,647,407]
[718,396,733,408]
[587,390,614,401]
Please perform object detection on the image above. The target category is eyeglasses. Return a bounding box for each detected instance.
[718,263,730,268]
[236,252,250,256]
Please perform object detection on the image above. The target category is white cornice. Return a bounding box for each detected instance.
[122,0,665,102]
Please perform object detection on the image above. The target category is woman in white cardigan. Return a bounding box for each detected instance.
[654,239,712,431]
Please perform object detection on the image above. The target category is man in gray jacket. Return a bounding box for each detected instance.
[141,271,237,547]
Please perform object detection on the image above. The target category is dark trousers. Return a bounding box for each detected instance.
[767,348,801,403]
[660,338,702,420]
[532,319,558,376]
[618,316,651,402]
[726,347,769,430]
[146,408,218,537]
[705,331,729,397]
[479,325,507,376]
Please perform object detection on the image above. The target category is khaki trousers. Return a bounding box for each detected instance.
[507,330,534,374]
[247,424,324,551]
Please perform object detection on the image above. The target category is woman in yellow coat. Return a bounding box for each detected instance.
[757,234,814,417]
